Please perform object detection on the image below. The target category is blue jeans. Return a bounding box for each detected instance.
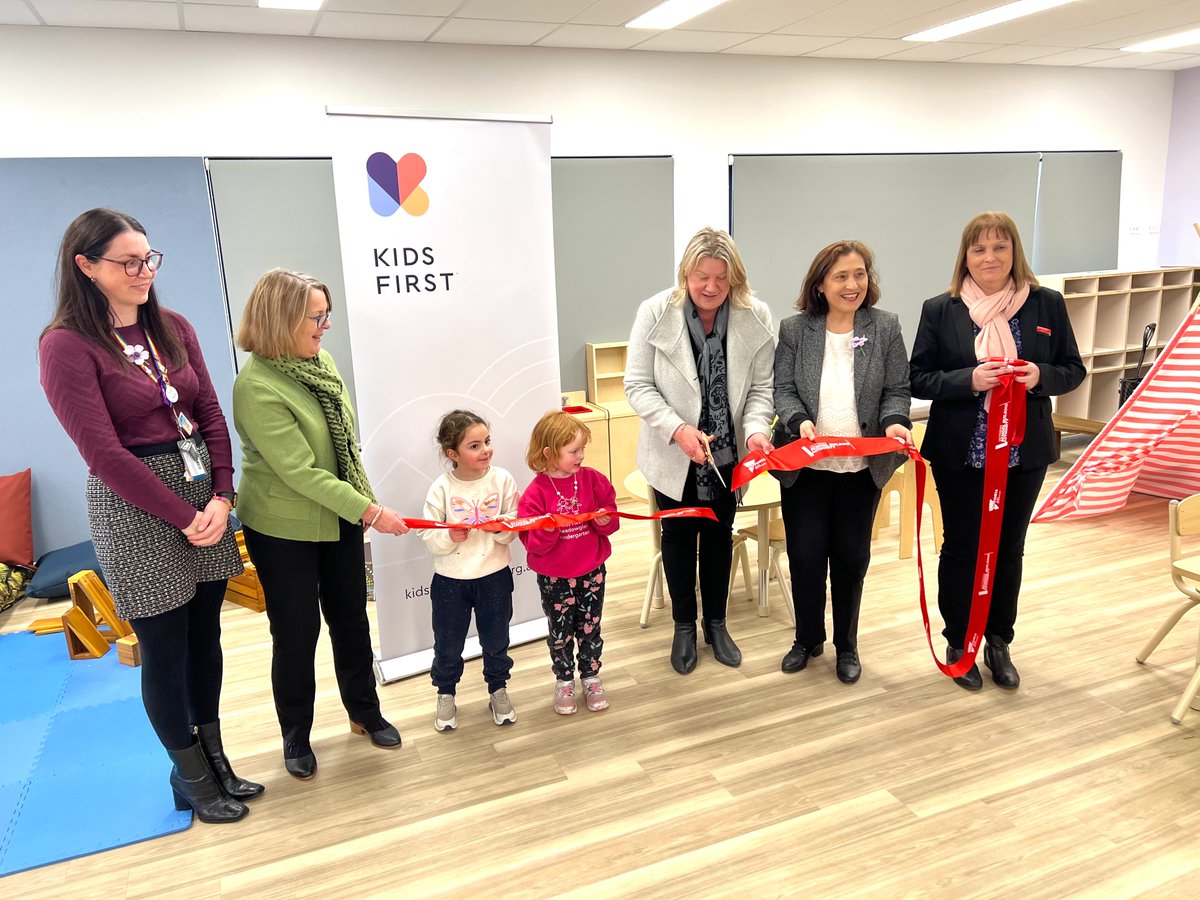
[430,566,514,694]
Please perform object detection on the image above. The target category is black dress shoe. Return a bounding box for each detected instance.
[983,638,1021,689]
[195,721,264,801]
[350,720,403,749]
[671,622,698,675]
[835,650,862,684]
[702,619,742,667]
[781,641,823,673]
[946,646,983,691]
[283,741,317,780]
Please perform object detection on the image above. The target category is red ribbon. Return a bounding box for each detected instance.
[401,506,717,533]
[731,367,1027,679]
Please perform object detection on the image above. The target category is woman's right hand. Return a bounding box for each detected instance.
[364,503,410,536]
[673,423,714,464]
[971,359,1013,392]
[797,420,817,440]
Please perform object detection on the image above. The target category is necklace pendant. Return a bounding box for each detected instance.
[165,385,179,404]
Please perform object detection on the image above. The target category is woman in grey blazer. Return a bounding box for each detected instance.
[773,241,911,684]
[625,227,775,675]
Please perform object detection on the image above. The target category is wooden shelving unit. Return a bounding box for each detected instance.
[585,342,630,406]
[584,341,639,499]
[1040,267,1199,425]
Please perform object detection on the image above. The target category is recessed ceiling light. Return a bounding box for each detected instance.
[903,0,1079,43]
[1122,27,1200,53]
[626,0,731,31]
[258,0,323,10]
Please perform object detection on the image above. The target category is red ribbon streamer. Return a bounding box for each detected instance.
[731,368,1026,679]
[401,506,717,534]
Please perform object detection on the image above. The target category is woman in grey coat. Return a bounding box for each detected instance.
[773,241,911,684]
[625,227,775,675]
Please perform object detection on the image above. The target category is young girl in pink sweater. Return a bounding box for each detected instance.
[519,411,619,715]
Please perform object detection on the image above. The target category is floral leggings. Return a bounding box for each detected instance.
[537,564,605,681]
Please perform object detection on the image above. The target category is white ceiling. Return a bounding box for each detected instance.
[2,0,1199,69]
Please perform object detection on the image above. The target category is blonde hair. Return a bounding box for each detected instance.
[949,211,1039,297]
[237,268,333,359]
[526,411,591,473]
[669,227,753,310]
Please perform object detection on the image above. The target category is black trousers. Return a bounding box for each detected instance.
[780,467,881,653]
[931,463,1047,647]
[430,566,514,695]
[243,519,384,744]
[653,466,738,623]
[129,580,228,751]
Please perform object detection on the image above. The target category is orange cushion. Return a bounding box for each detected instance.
[0,468,34,567]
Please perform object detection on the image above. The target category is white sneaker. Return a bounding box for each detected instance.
[489,688,517,726]
[434,693,457,732]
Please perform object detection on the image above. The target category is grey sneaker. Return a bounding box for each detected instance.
[489,688,517,725]
[435,693,457,732]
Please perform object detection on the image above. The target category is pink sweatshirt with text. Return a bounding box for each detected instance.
[518,466,619,578]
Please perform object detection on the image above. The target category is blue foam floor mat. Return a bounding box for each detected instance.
[0,632,191,878]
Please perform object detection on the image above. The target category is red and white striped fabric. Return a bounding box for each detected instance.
[1034,304,1200,522]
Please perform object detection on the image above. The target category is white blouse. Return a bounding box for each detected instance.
[812,329,866,474]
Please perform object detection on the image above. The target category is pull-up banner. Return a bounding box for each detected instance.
[328,109,559,682]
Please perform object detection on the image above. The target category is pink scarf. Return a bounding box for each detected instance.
[959,276,1030,362]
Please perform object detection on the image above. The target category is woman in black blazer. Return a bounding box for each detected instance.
[773,241,912,684]
[910,211,1084,691]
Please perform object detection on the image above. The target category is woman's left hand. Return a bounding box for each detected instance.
[746,432,774,455]
[187,497,230,547]
[1012,360,1041,390]
[885,423,914,450]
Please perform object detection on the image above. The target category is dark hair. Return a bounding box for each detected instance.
[436,409,489,467]
[796,240,881,315]
[40,208,185,368]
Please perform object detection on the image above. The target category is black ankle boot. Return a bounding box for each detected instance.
[946,646,983,691]
[195,721,264,801]
[782,641,823,673]
[283,739,318,780]
[983,638,1021,689]
[702,619,742,667]
[169,742,248,823]
[671,622,698,674]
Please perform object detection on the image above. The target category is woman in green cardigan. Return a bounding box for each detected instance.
[233,268,409,780]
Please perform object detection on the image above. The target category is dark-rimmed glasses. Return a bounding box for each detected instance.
[305,311,332,328]
[93,251,164,277]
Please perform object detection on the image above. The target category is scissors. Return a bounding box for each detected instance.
[697,432,728,490]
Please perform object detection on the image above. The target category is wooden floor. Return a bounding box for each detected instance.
[5,436,1200,898]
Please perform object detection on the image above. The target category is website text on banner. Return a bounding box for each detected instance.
[731,364,1026,680]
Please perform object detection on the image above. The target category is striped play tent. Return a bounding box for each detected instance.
[1034,302,1200,522]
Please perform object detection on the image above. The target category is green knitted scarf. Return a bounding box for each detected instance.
[260,353,375,502]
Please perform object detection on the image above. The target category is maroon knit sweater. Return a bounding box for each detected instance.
[40,310,235,530]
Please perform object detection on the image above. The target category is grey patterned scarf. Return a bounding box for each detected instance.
[684,297,735,500]
[259,353,375,502]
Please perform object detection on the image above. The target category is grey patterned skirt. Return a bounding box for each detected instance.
[87,443,244,620]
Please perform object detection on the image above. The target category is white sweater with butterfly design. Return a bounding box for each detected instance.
[421,466,520,580]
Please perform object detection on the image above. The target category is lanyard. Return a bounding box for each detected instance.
[111,329,192,437]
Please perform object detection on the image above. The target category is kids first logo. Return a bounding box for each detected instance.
[366,152,429,217]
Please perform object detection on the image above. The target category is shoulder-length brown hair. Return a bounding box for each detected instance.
[669,227,753,310]
[797,240,880,315]
[949,211,1039,296]
[237,268,333,359]
[40,208,185,368]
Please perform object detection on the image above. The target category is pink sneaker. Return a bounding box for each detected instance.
[553,679,577,715]
[582,676,609,712]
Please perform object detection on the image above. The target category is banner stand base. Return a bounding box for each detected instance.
[373,618,550,684]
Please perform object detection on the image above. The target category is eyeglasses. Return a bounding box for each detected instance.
[93,251,164,277]
[305,312,332,328]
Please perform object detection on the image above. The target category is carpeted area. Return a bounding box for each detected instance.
[0,632,191,878]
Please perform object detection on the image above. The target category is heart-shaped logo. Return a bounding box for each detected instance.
[366,152,430,217]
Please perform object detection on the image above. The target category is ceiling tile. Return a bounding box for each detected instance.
[781,0,958,39]
[324,0,458,13]
[569,0,657,27]
[535,23,647,50]
[684,0,837,33]
[721,33,841,56]
[428,17,556,45]
[33,0,179,30]
[456,0,593,24]
[881,40,1001,62]
[183,4,316,36]
[1021,1,1200,47]
[955,44,1069,64]
[314,12,442,41]
[631,29,758,52]
[1082,50,1197,67]
[1018,47,1126,66]
[0,0,40,26]
[1143,56,1200,69]
[804,37,916,59]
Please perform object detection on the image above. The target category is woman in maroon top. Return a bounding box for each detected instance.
[39,209,255,824]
